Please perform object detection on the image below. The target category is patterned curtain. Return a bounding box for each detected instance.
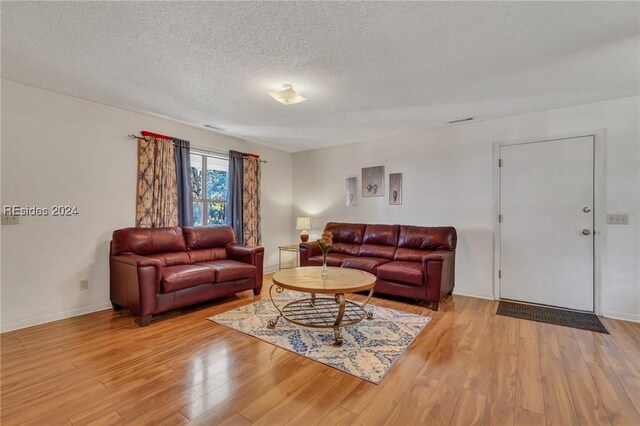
[135,137,179,227]
[242,156,261,245]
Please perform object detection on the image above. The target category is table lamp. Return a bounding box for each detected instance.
[296,217,311,242]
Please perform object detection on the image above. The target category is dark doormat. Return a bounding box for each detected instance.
[497,301,608,334]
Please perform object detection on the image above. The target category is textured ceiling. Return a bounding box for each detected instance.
[2,2,639,152]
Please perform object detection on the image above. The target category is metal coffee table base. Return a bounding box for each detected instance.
[267,285,374,346]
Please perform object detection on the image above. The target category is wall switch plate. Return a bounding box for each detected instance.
[1,214,19,225]
[79,279,89,291]
[607,214,629,225]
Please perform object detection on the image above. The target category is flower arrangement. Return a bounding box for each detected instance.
[317,231,333,275]
[318,231,333,253]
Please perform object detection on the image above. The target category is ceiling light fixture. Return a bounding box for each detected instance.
[267,84,307,105]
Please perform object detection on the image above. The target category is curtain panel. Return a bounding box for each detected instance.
[173,138,193,226]
[242,156,262,246]
[135,137,179,227]
[227,150,244,241]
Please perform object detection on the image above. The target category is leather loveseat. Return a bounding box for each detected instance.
[300,222,456,310]
[110,225,263,325]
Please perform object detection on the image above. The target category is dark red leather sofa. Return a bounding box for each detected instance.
[300,222,456,310]
[110,225,263,325]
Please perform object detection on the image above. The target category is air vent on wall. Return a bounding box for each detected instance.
[203,124,224,131]
[448,117,474,124]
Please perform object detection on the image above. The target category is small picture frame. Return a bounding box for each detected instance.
[346,176,357,206]
[389,173,402,205]
[362,166,385,197]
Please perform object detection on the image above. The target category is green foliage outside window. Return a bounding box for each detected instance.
[191,163,227,226]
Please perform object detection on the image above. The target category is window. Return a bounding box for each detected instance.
[190,151,228,226]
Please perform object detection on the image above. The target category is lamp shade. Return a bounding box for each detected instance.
[296,217,311,230]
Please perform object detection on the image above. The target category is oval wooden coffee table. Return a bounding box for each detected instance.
[268,266,376,346]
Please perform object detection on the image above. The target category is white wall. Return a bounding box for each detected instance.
[293,96,640,322]
[1,79,294,331]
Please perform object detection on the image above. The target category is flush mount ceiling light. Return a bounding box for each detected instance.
[267,84,307,105]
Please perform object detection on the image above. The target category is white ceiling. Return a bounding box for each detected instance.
[2,2,639,153]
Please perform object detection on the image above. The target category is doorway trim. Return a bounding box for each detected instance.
[492,129,606,315]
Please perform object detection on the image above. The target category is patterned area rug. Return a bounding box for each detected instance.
[208,292,431,384]
[497,301,608,334]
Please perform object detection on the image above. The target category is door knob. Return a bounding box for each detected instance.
[583,207,591,213]
[582,229,591,235]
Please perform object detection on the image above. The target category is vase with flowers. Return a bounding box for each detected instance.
[317,231,333,276]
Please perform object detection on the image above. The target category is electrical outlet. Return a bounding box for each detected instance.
[1,214,19,225]
[607,214,629,225]
[79,279,89,291]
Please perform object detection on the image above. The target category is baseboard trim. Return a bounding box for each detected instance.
[601,310,640,323]
[452,287,496,300]
[264,266,279,275]
[4,291,633,333]
[1,302,112,333]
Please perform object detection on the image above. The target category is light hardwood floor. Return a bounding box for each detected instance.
[2,274,639,425]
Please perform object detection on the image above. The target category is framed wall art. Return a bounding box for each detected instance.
[362,166,384,197]
[389,173,402,205]
[346,176,357,206]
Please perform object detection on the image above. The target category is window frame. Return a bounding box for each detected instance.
[190,149,229,227]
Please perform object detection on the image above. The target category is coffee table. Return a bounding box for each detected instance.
[268,266,376,345]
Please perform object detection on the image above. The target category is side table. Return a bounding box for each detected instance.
[278,244,300,270]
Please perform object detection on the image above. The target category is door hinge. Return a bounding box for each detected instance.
[499,270,501,279]
[498,214,503,223]
[498,158,503,167]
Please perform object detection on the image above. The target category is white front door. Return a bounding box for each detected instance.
[500,136,594,312]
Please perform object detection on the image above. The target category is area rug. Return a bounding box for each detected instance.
[497,301,608,334]
[208,292,431,384]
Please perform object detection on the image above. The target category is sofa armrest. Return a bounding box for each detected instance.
[421,250,456,304]
[110,254,162,316]
[299,241,321,266]
[421,250,455,262]
[111,254,163,268]
[226,244,264,293]
[226,244,264,264]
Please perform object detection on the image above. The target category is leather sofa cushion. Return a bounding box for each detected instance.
[161,265,215,293]
[325,222,366,245]
[188,248,228,263]
[377,261,424,286]
[183,226,236,250]
[200,260,256,282]
[331,242,361,256]
[308,253,354,267]
[149,252,191,266]
[394,248,435,262]
[341,257,391,274]
[359,244,396,259]
[398,226,457,251]
[112,227,186,255]
[362,224,399,246]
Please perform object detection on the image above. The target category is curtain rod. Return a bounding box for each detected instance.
[127,134,267,163]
